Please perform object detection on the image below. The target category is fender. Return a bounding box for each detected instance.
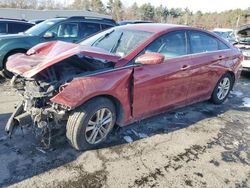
[51,68,134,125]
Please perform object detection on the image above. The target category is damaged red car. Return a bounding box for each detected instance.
[6,24,242,150]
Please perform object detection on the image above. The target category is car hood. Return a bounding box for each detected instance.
[6,41,121,78]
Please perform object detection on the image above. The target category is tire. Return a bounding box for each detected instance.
[66,97,116,151]
[3,50,26,78]
[211,73,233,104]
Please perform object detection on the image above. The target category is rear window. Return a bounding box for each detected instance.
[0,23,7,33]
[189,31,218,53]
[218,40,230,50]
[80,22,101,38]
[8,23,32,33]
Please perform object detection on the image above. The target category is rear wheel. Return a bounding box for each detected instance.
[211,73,233,104]
[66,97,116,151]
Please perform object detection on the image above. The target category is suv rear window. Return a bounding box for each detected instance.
[0,23,7,33]
[8,23,32,33]
[101,24,113,30]
[80,22,101,38]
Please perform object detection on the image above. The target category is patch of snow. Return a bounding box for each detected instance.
[138,133,148,138]
[242,98,250,107]
[0,136,8,142]
[131,129,148,138]
[231,90,243,97]
[131,129,139,137]
[123,136,133,143]
[175,112,185,119]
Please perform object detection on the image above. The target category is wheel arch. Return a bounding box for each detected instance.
[225,70,235,88]
[3,48,27,68]
[78,94,125,126]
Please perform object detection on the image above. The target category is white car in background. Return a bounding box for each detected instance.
[213,28,236,44]
[234,25,250,72]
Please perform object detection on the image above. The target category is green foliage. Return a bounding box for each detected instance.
[140,3,155,20]
[107,0,123,20]
[0,0,249,29]
[90,0,104,13]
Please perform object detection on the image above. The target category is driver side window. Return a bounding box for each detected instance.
[145,31,188,59]
[47,22,79,38]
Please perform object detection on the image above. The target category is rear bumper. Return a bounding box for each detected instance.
[242,67,250,72]
[242,59,250,72]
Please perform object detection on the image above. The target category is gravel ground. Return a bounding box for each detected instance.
[0,72,249,188]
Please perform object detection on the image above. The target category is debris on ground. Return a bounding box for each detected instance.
[123,136,133,143]
[174,112,185,119]
[242,97,250,107]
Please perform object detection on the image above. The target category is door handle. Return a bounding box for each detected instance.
[218,55,224,60]
[180,65,190,71]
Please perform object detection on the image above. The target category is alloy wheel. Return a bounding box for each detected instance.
[85,108,113,144]
[217,77,231,100]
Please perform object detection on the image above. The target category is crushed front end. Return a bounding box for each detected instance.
[5,41,119,148]
[6,72,70,147]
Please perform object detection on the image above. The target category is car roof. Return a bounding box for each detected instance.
[0,19,33,24]
[118,20,153,25]
[118,23,192,33]
[213,28,233,32]
[41,17,116,26]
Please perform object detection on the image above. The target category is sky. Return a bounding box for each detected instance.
[102,0,250,13]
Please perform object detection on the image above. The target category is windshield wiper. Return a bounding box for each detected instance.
[92,30,114,46]
[110,32,123,54]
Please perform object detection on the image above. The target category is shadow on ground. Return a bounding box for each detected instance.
[0,76,249,187]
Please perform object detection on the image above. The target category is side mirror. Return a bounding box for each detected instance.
[135,52,165,65]
[43,32,55,39]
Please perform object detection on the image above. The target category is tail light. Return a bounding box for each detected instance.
[239,54,244,61]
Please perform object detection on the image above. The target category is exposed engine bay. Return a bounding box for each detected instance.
[6,54,113,148]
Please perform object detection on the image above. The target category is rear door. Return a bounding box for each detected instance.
[132,30,193,118]
[186,30,231,103]
[79,22,101,39]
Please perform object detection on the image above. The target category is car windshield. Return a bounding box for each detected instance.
[24,19,62,36]
[80,28,153,57]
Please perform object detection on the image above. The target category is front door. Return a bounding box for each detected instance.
[132,30,193,119]
[41,22,80,43]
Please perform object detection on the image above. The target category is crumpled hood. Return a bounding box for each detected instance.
[6,41,120,78]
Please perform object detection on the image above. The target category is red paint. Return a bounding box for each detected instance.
[135,52,165,65]
[6,41,120,78]
[7,24,242,126]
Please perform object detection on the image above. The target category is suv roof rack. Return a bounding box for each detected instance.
[67,16,116,24]
[0,17,27,22]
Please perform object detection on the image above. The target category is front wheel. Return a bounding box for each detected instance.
[66,97,116,151]
[211,73,233,104]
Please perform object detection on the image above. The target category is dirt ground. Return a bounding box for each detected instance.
[0,72,249,188]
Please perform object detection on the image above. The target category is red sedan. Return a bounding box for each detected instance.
[6,24,242,150]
